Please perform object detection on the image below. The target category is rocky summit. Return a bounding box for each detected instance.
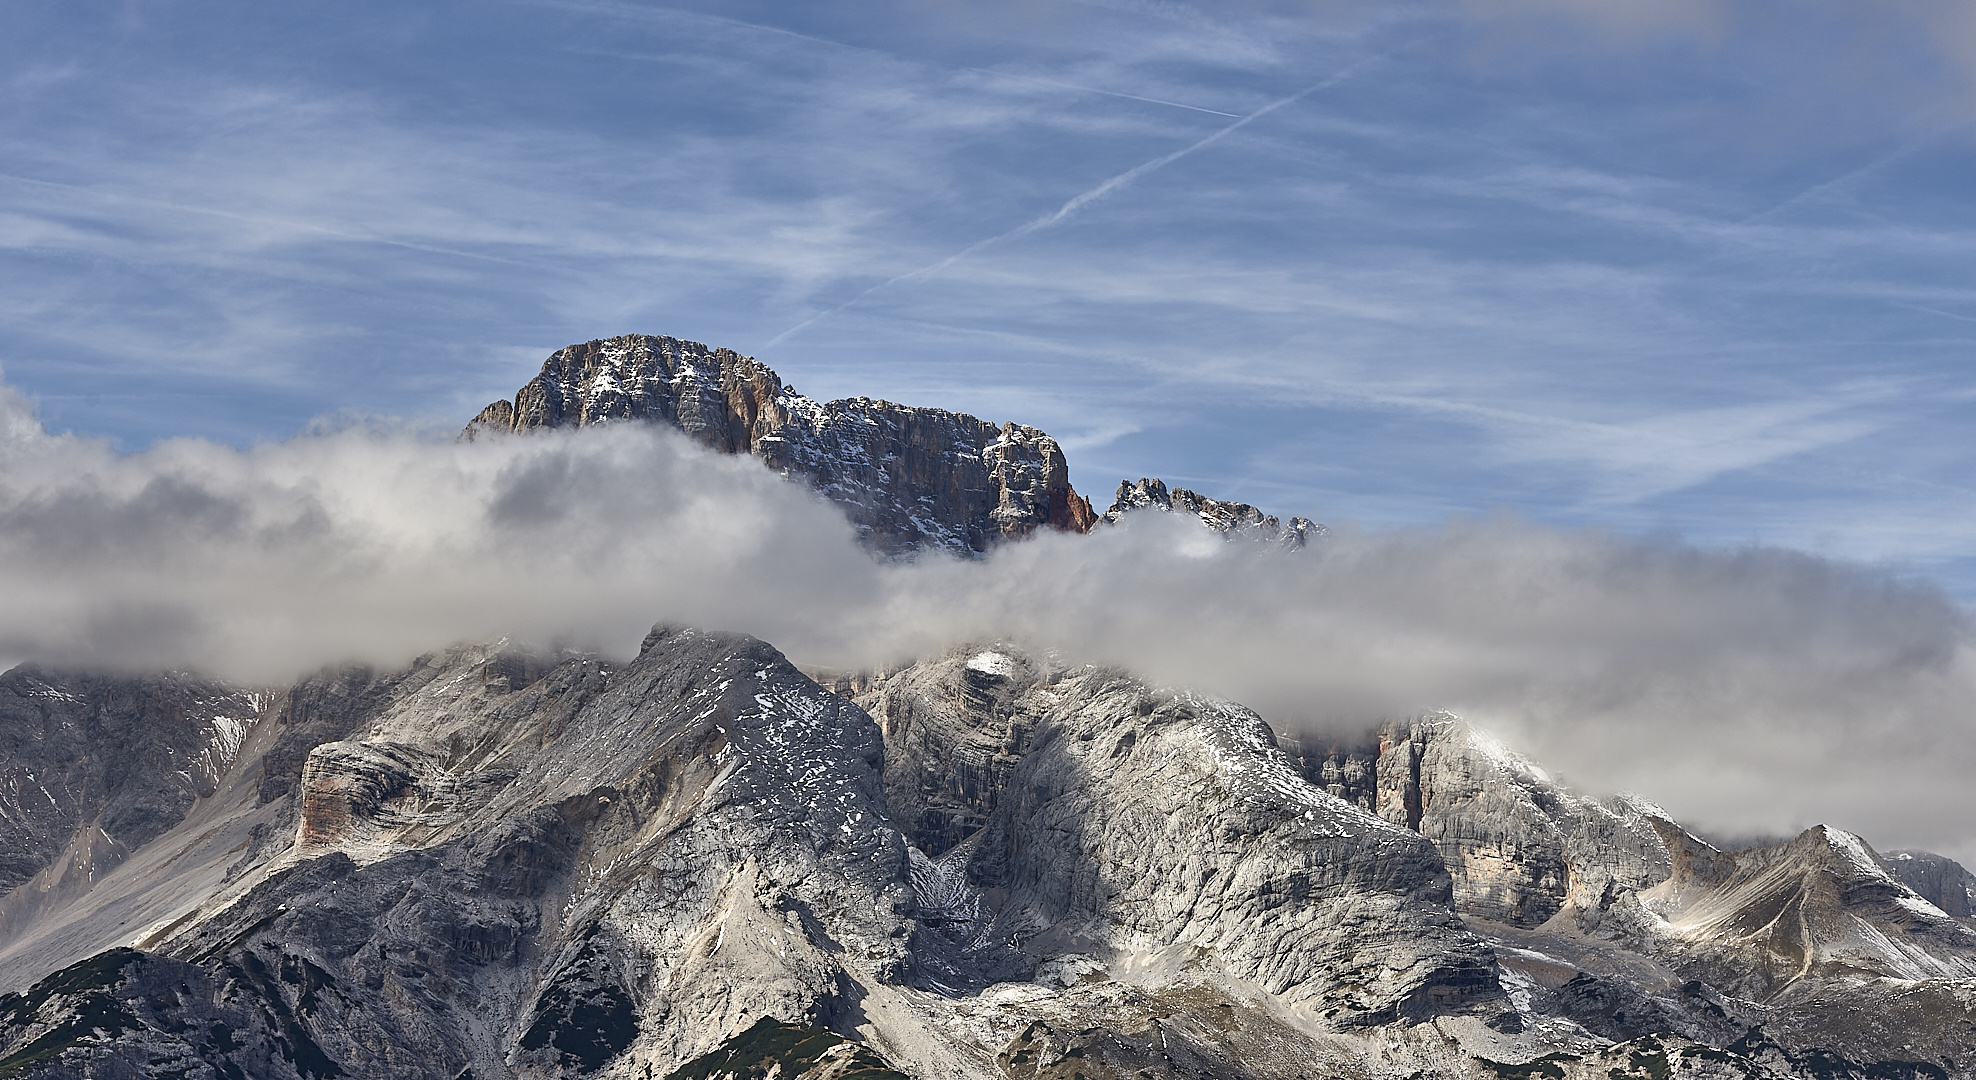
[464,335,1097,558]
[1,336,1973,1079]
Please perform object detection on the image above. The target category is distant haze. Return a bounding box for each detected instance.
[2,382,1970,865]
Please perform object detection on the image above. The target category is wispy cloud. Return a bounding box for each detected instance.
[765,51,1394,347]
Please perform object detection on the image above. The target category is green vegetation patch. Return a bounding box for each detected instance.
[1475,1053,1573,1079]
[0,949,147,1077]
[667,1016,908,1080]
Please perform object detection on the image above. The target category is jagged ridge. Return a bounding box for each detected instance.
[465,335,1096,557]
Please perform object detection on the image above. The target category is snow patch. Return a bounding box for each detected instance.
[1826,828,1885,876]
[966,651,1014,677]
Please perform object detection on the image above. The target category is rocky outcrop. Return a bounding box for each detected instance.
[841,647,1505,1026]
[0,947,331,1080]
[667,1016,911,1080]
[464,335,1095,557]
[1102,477,1320,548]
[1283,714,1673,929]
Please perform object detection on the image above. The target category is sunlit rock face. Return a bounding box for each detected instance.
[1282,714,1674,929]
[466,334,1096,557]
[833,646,1505,1025]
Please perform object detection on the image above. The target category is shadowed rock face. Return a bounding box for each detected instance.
[465,335,1096,557]
[0,668,262,901]
[1885,849,1976,920]
[0,948,333,1080]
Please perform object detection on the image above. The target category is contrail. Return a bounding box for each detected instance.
[1738,122,1967,225]
[971,69,1243,118]
[764,54,1391,350]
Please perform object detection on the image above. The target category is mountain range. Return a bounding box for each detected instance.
[0,334,1970,1080]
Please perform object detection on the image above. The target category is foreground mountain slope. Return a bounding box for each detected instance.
[2,637,1971,1078]
[0,633,1607,1080]
[0,668,264,955]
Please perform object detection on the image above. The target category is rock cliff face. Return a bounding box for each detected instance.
[1282,714,1672,929]
[835,648,1503,1025]
[465,335,1096,557]
[1886,849,1976,920]
[1101,478,1321,548]
[1,639,1973,1079]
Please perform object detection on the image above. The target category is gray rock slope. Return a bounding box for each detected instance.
[0,634,1571,1080]
[0,667,263,952]
[463,335,1097,557]
[2,633,1974,1078]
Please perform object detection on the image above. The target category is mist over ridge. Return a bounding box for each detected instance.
[1,374,1970,865]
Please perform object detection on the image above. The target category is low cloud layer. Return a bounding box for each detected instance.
[2,384,1971,863]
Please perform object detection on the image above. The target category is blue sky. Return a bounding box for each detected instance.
[6,0,1976,594]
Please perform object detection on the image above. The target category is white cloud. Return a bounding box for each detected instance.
[1,382,1972,863]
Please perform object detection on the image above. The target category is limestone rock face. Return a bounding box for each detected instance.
[3,639,1975,1079]
[182,628,911,1080]
[465,335,1095,557]
[1101,477,1321,548]
[840,648,1505,1026]
[1283,714,1673,928]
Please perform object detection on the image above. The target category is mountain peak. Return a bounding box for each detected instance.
[466,334,1095,557]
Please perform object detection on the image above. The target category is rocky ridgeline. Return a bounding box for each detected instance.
[465,334,1325,557]
[465,335,1096,557]
[0,640,1972,1077]
[1102,477,1323,549]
